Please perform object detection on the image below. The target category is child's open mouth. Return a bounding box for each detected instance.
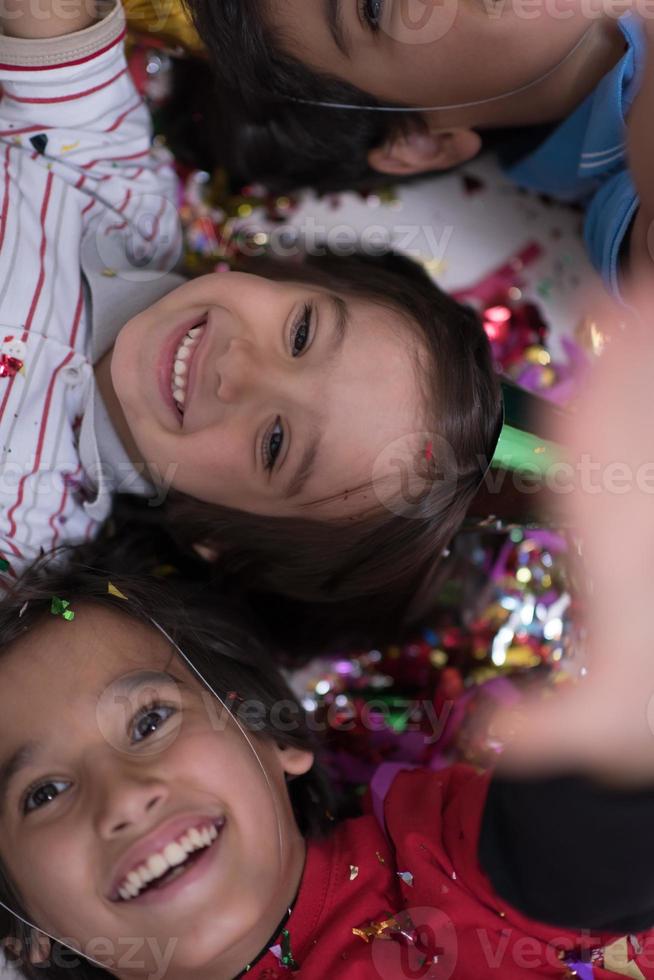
[171,319,207,416]
[112,817,225,904]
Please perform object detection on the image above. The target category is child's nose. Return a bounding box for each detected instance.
[95,772,167,838]
[214,337,263,404]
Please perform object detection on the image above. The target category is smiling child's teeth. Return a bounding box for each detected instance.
[171,326,205,410]
[163,842,188,866]
[147,853,168,878]
[116,820,221,901]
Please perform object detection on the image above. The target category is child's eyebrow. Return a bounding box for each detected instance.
[326,0,350,56]
[0,670,184,814]
[0,742,39,816]
[282,294,349,501]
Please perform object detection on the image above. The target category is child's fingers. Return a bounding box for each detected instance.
[494,672,654,784]
[491,694,598,778]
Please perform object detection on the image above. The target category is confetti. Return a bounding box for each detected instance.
[375,851,386,865]
[18,602,28,618]
[107,583,128,600]
[50,597,75,621]
[397,871,414,887]
[0,337,26,379]
[29,134,48,155]
[353,916,399,943]
[0,557,9,572]
[269,930,298,971]
[349,865,359,881]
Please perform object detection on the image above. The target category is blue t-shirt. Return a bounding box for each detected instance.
[507,15,645,296]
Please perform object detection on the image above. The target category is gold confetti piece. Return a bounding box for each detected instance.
[375,851,386,865]
[101,268,117,278]
[353,917,399,943]
[349,865,359,881]
[61,141,79,152]
[603,937,646,979]
[107,582,128,600]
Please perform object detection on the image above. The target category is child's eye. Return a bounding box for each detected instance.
[263,417,284,472]
[132,702,177,743]
[358,0,383,31]
[23,779,70,815]
[291,304,313,357]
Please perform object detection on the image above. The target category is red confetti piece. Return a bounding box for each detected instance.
[0,355,23,379]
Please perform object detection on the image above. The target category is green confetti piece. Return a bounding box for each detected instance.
[0,557,9,572]
[50,597,75,621]
[279,929,298,970]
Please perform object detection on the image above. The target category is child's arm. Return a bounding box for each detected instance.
[481,774,654,930]
[0,0,180,584]
[493,283,654,782]
[1,0,96,38]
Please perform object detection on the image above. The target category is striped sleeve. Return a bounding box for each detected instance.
[0,2,180,242]
[0,3,180,585]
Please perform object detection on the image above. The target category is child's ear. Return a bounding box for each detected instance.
[368,126,482,176]
[28,930,51,965]
[276,745,315,778]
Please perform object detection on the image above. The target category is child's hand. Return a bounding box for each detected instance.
[496,283,654,785]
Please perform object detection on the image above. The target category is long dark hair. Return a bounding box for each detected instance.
[0,549,332,980]
[157,249,502,658]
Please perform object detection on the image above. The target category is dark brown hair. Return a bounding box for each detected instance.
[160,249,502,658]
[0,548,332,980]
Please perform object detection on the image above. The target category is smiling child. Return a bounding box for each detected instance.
[0,0,501,649]
[191,0,654,297]
[5,519,654,980]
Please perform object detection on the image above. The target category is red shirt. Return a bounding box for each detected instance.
[247,767,654,979]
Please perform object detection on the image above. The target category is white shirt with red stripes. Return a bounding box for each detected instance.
[0,1,183,587]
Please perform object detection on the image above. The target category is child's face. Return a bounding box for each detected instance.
[0,607,312,980]
[265,0,598,115]
[111,271,425,518]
